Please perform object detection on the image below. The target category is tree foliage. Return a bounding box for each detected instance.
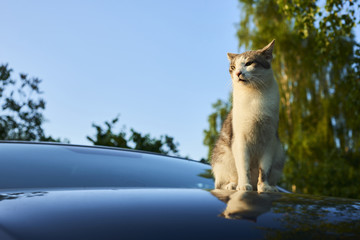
[203,95,232,161]
[0,64,180,156]
[87,116,180,156]
[204,0,360,198]
[0,64,58,141]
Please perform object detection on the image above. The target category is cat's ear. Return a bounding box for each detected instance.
[227,53,237,62]
[260,39,275,61]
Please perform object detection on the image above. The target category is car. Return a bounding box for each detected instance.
[1,141,360,239]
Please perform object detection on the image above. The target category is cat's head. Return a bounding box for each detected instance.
[227,40,275,90]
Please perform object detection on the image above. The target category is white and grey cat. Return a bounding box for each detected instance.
[211,40,285,193]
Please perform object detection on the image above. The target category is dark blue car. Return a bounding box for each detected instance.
[1,141,359,239]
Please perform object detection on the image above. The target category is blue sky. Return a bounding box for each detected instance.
[1,0,240,160]
[1,1,359,160]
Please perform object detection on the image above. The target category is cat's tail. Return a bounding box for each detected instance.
[269,143,286,185]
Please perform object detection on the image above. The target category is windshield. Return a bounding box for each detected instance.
[0,143,214,190]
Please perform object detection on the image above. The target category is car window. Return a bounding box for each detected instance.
[0,143,214,190]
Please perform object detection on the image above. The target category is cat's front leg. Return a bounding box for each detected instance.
[257,153,278,193]
[232,141,252,191]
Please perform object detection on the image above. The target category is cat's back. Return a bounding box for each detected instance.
[211,110,233,164]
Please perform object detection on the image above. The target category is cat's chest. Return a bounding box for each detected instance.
[232,94,270,133]
[233,96,263,118]
[233,88,277,118]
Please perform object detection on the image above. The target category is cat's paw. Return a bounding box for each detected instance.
[236,184,253,192]
[224,182,237,190]
[257,183,278,193]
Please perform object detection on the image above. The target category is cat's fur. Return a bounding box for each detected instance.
[211,40,285,193]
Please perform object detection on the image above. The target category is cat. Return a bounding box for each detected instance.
[211,40,285,193]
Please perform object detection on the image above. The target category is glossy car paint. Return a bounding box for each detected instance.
[1,189,360,240]
[1,142,360,240]
[0,142,214,190]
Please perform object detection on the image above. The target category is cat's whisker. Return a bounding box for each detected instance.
[226,78,233,89]
[250,75,268,90]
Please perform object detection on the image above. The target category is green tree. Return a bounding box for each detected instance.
[203,95,232,161]
[0,64,59,141]
[87,117,128,148]
[204,0,360,198]
[87,116,180,156]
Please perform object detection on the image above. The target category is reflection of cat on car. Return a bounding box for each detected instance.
[211,190,281,222]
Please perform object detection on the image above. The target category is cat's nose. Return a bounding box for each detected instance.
[237,71,242,77]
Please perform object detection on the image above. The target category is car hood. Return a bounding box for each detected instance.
[0,188,360,240]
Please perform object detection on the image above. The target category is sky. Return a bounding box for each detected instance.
[1,1,359,161]
[1,0,240,160]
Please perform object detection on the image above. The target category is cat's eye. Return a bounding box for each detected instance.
[230,66,235,70]
[245,61,254,67]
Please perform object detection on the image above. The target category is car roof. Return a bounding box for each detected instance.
[0,141,214,191]
[0,140,205,163]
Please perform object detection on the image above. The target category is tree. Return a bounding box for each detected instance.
[87,117,128,148]
[204,0,360,198]
[87,116,180,156]
[0,64,59,141]
[203,95,232,161]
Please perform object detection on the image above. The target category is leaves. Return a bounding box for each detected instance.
[0,64,58,141]
[1,64,180,156]
[244,0,360,198]
[204,0,360,198]
[203,94,232,162]
[87,116,180,156]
